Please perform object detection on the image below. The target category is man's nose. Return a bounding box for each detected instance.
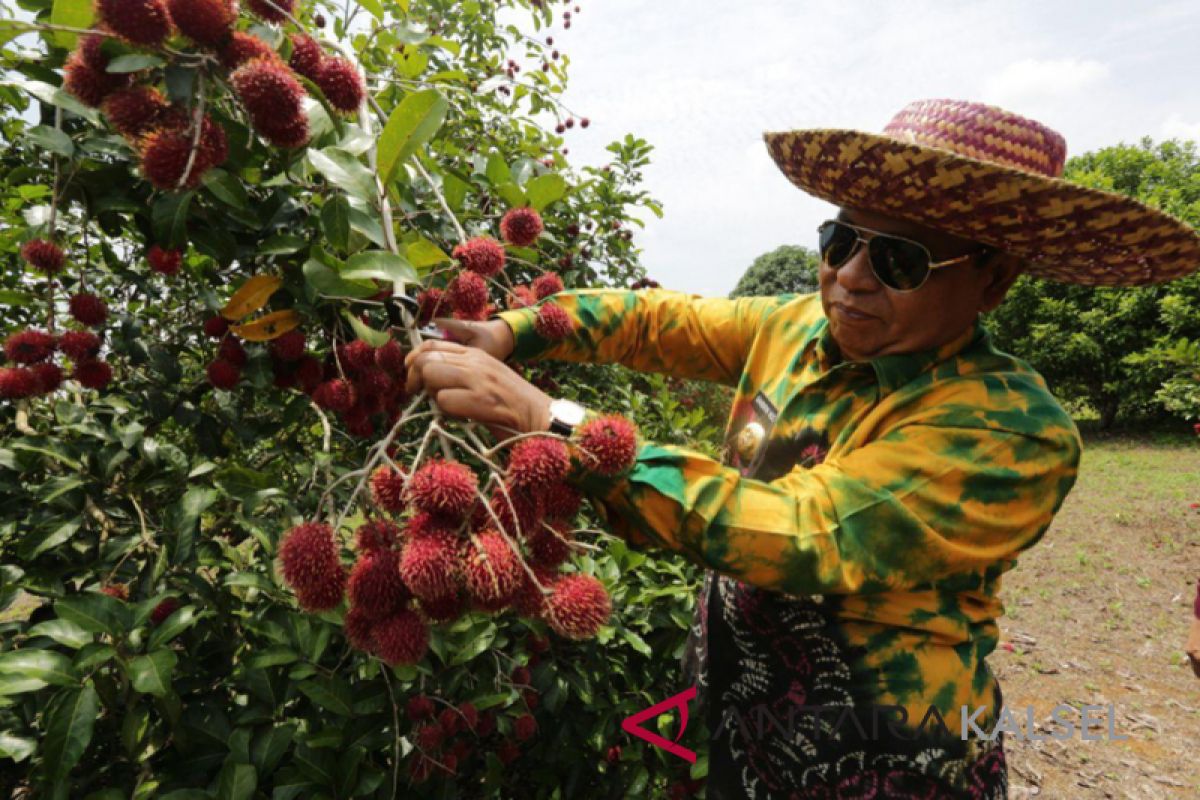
[835,242,882,291]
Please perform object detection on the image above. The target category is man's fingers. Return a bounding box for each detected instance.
[430,317,477,344]
[405,352,474,395]
[404,338,471,369]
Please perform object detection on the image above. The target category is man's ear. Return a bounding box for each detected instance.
[978,252,1025,314]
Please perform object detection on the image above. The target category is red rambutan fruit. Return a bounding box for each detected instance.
[452,236,506,278]
[100,583,129,601]
[220,31,278,69]
[507,437,571,491]
[542,481,582,522]
[337,339,376,373]
[348,549,409,618]
[203,315,229,338]
[149,597,181,625]
[399,528,462,602]
[369,465,407,513]
[461,530,523,608]
[344,605,377,653]
[278,521,346,612]
[4,329,57,364]
[512,564,558,619]
[271,360,297,389]
[532,272,564,300]
[314,56,364,114]
[416,590,466,624]
[416,721,444,751]
[416,287,447,324]
[21,239,65,275]
[102,86,170,139]
[206,358,241,390]
[96,0,172,46]
[406,458,479,520]
[63,48,131,108]
[407,694,435,721]
[147,244,183,275]
[288,33,324,80]
[448,271,488,316]
[500,207,544,247]
[255,113,310,149]
[140,127,209,191]
[0,367,39,400]
[374,338,405,375]
[268,329,306,362]
[68,293,108,326]
[409,754,435,784]
[543,573,611,640]
[374,608,429,666]
[514,713,537,742]
[510,665,531,686]
[354,518,401,553]
[497,739,520,764]
[76,33,108,70]
[534,303,572,340]
[509,285,536,309]
[313,378,356,413]
[197,116,229,168]
[438,706,460,736]
[230,56,307,135]
[576,414,638,476]
[473,483,543,538]
[344,408,375,439]
[57,330,101,362]
[295,355,323,394]
[167,0,236,47]
[30,362,64,395]
[246,0,294,24]
[527,521,574,568]
[218,336,247,367]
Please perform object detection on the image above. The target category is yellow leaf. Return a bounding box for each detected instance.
[230,310,301,341]
[221,275,283,321]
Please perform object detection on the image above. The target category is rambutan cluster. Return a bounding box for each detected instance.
[2,322,113,400]
[302,337,410,438]
[62,35,131,108]
[230,56,311,148]
[138,112,229,190]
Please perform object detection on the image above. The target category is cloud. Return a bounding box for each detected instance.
[1161,113,1200,141]
[983,58,1110,105]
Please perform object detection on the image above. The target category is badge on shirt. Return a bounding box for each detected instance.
[725,391,779,478]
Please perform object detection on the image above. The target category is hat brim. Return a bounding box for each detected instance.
[763,129,1200,286]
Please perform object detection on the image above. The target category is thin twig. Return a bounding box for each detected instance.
[176,74,207,191]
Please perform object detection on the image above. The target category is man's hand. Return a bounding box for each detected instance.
[428,317,515,362]
[404,338,550,438]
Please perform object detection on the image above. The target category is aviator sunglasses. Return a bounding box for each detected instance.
[817,219,992,292]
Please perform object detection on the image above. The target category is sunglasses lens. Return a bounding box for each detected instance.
[868,235,930,291]
[819,222,858,268]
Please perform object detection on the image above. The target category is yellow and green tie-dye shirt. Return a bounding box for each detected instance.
[496,287,1082,744]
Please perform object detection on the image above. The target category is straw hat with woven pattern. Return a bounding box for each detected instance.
[764,99,1200,287]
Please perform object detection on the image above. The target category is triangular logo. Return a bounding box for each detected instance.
[620,685,697,763]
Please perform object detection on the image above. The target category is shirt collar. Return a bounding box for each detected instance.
[814,316,987,394]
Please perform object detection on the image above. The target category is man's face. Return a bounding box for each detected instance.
[818,206,1016,362]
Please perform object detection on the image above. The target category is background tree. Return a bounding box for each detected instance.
[983,137,1200,429]
[728,243,818,298]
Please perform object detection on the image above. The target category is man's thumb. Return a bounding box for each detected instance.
[430,316,477,344]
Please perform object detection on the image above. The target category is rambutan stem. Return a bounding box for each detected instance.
[14,401,36,435]
[309,401,335,519]
[380,667,403,799]
[176,73,207,192]
[47,106,62,236]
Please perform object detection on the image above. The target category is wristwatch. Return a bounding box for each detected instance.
[547,398,587,437]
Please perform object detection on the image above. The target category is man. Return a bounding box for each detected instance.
[405,99,1200,797]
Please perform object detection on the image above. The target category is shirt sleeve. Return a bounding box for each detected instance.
[493,288,792,386]
[566,419,1083,595]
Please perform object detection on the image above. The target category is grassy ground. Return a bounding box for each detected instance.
[992,431,1200,798]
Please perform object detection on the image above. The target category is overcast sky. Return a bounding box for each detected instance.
[533,0,1200,296]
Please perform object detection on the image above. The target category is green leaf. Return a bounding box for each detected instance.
[376,90,449,185]
[41,683,99,785]
[73,643,116,672]
[246,646,298,669]
[128,650,177,697]
[449,624,496,665]
[216,761,257,800]
[0,649,77,686]
[302,259,377,299]
[202,169,249,209]
[148,605,203,650]
[620,628,653,657]
[496,182,526,209]
[20,519,80,559]
[342,311,392,348]
[525,174,567,211]
[257,234,307,255]
[49,0,94,49]
[26,618,91,649]
[152,192,193,247]
[297,678,353,716]
[404,237,451,270]
[55,594,129,637]
[341,250,416,286]
[0,674,49,696]
[308,148,375,202]
[357,0,384,20]
[0,289,36,306]
[0,732,36,762]
[4,79,100,124]
[27,125,74,158]
[320,196,351,253]
[106,54,165,73]
[486,153,512,187]
[250,722,295,777]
